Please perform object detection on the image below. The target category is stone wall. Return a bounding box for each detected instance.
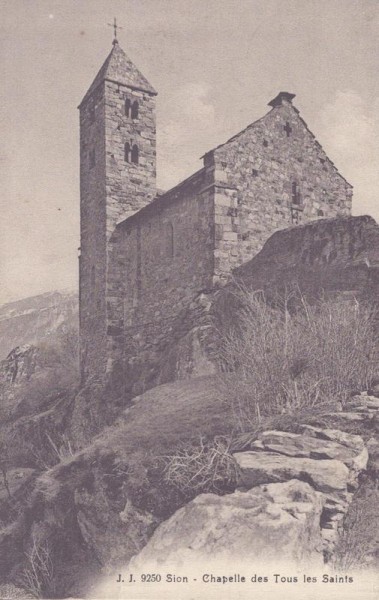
[79,73,157,383]
[106,168,217,389]
[79,83,108,382]
[206,95,353,281]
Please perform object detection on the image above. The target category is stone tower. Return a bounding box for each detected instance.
[78,38,157,382]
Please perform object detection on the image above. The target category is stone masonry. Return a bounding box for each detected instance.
[79,43,353,386]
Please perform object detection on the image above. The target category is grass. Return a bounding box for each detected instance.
[218,288,378,432]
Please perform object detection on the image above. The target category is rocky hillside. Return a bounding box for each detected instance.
[0,290,78,360]
[0,215,378,599]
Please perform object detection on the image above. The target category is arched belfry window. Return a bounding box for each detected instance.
[124,142,131,163]
[131,145,139,164]
[125,98,131,117]
[131,101,139,119]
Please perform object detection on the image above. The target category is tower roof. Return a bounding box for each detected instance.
[79,41,157,107]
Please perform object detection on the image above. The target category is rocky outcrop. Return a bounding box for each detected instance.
[0,345,39,386]
[233,215,379,300]
[0,290,78,360]
[129,392,378,569]
[233,424,369,558]
[129,479,325,569]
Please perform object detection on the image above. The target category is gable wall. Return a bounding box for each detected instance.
[210,102,353,281]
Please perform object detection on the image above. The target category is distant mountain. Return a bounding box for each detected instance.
[0,290,78,359]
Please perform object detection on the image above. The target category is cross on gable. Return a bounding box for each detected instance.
[284,121,292,137]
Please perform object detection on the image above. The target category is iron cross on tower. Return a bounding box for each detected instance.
[108,17,123,45]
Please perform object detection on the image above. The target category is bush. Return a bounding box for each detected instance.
[219,288,378,432]
[161,436,238,496]
[17,534,56,598]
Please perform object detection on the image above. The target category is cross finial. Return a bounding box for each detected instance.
[108,17,123,45]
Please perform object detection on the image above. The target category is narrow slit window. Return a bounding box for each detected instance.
[131,101,139,119]
[125,98,131,117]
[89,149,95,168]
[124,142,131,163]
[166,222,174,257]
[291,181,301,205]
[131,144,139,164]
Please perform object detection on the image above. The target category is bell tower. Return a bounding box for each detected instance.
[78,33,157,383]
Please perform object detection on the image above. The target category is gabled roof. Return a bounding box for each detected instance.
[79,41,157,107]
[202,91,352,188]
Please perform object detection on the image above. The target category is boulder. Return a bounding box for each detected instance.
[129,480,324,569]
[250,430,367,470]
[74,487,157,567]
[233,451,350,493]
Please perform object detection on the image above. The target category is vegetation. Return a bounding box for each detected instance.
[161,436,237,495]
[219,288,378,432]
[334,476,379,570]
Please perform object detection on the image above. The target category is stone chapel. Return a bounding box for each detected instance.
[78,37,352,385]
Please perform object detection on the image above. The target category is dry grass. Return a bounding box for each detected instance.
[219,288,378,432]
[161,436,238,495]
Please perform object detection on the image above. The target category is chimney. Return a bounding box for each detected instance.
[268,91,296,108]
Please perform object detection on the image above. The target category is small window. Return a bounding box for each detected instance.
[252,169,259,177]
[291,181,301,205]
[124,142,130,163]
[318,209,324,216]
[165,222,174,257]
[125,98,131,117]
[89,149,95,169]
[263,139,268,147]
[131,145,139,164]
[284,121,292,137]
[131,101,139,119]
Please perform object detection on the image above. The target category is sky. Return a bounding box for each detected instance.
[0,0,378,304]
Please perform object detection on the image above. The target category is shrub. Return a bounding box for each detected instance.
[219,288,378,432]
[161,436,238,496]
[17,534,56,598]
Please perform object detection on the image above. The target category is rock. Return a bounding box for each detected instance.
[250,430,367,470]
[0,584,34,599]
[129,480,324,569]
[74,487,157,567]
[366,437,379,475]
[233,451,350,493]
[298,427,368,471]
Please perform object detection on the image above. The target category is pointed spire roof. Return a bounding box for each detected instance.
[79,41,157,107]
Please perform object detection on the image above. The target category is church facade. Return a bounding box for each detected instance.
[78,39,353,385]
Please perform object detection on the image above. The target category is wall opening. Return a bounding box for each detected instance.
[89,149,96,169]
[291,181,301,205]
[165,222,174,257]
[131,101,139,119]
[124,142,131,163]
[131,144,139,164]
[125,98,131,117]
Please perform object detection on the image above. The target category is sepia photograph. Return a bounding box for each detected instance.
[0,1,378,598]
